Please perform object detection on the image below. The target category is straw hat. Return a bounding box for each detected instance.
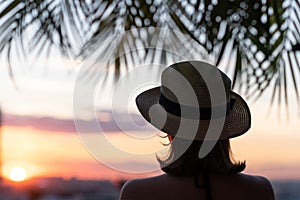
[136,61,251,140]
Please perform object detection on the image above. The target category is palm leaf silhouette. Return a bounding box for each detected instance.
[0,0,299,114]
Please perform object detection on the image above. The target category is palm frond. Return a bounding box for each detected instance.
[0,0,300,115]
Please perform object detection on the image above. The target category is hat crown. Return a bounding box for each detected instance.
[135,60,251,141]
[160,61,232,108]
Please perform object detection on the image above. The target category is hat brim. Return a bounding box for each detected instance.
[136,87,251,140]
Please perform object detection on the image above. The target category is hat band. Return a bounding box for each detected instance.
[159,94,235,120]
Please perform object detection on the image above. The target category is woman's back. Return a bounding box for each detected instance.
[120,173,275,200]
[122,61,276,200]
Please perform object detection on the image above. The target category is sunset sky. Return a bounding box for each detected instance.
[0,49,299,182]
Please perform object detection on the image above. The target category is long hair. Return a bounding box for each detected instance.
[157,136,245,176]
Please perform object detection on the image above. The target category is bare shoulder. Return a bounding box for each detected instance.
[119,179,140,200]
[119,175,165,200]
[233,173,275,200]
[236,173,274,187]
[120,173,275,200]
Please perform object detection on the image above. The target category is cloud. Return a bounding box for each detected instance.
[1,110,149,133]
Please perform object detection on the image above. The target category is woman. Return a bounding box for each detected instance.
[120,61,275,200]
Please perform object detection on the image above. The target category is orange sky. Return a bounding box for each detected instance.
[1,126,161,181]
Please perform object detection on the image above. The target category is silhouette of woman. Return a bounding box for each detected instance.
[120,61,275,200]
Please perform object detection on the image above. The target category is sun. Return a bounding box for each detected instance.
[9,166,27,182]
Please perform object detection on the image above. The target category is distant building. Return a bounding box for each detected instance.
[0,177,120,200]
